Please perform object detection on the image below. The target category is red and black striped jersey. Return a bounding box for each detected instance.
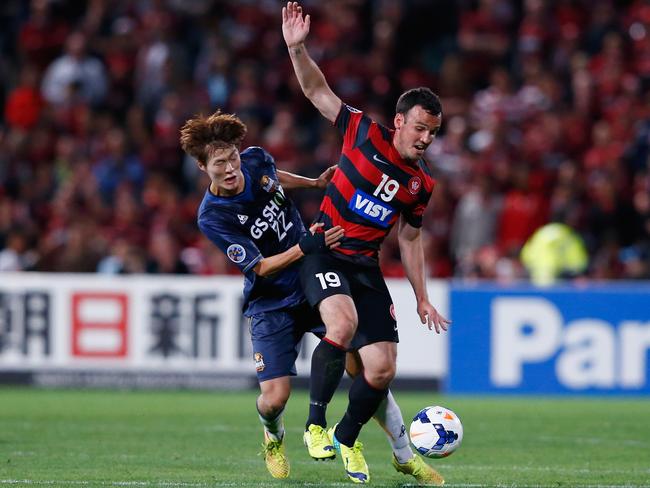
[316,103,436,266]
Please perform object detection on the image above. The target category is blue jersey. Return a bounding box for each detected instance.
[197,146,307,316]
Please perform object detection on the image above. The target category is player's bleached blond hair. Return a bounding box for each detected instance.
[179,110,247,164]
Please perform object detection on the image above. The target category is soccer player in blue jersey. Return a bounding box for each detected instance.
[180,110,344,479]
[283,2,449,485]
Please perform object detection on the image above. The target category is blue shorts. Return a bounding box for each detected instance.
[249,301,325,382]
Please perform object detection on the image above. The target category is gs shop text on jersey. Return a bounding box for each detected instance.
[249,175,294,241]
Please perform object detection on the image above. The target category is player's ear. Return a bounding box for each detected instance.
[197,160,207,172]
[394,112,404,130]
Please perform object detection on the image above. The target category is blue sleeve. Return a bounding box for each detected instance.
[242,146,277,177]
[198,211,262,274]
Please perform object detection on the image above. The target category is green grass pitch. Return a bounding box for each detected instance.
[1,388,649,487]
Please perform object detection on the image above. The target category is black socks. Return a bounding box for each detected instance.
[305,338,346,429]
[334,374,388,447]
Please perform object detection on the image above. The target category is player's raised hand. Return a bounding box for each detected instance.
[417,300,451,334]
[282,1,310,48]
[315,165,337,189]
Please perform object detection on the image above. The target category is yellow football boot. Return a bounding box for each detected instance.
[328,424,369,483]
[303,424,336,460]
[392,453,445,486]
[261,431,290,479]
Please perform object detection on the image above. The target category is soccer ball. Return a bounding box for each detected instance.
[409,405,463,458]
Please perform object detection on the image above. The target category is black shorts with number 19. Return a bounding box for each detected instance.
[299,252,398,350]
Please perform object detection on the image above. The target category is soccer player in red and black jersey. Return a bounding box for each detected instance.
[283,2,449,485]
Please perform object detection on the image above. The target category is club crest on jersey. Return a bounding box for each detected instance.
[237,214,248,224]
[408,176,422,195]
[260,175,279,193]
[226,244,246,263]
[254,352,265,372]
[349,189,394,228]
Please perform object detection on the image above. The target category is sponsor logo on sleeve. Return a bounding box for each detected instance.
[226,244,246,263]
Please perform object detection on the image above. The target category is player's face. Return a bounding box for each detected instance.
[201,145,245,196]
[393,105,442,161]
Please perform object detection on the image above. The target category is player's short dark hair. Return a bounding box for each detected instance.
[395,87,442,117]
[179,110,247,164]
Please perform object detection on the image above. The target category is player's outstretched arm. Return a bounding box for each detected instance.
[253,224,343,277]
[277,165,336,190]
[282,1,341,123]
[397,215,451,334]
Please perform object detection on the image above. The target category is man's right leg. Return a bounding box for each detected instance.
[249,308,302,479]
[304,294,357,460]
[299,254,358,461]
[306,294,357,427]
[378,390,444,486]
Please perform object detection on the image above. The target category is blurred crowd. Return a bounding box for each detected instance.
[0,0,649,282]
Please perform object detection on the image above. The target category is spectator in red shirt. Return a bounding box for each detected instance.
[4,65,44,130]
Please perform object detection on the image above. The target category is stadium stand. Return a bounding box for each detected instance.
[0,0,648,280]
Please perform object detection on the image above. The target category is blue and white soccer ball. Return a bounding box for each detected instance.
[409,405,463,458]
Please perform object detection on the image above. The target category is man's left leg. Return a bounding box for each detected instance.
[258,376,291,479]
[333,341,395,446]
[328,267,404,483]
[346,353,444,486]
[327,341,395,484]
[345,352,411,461]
